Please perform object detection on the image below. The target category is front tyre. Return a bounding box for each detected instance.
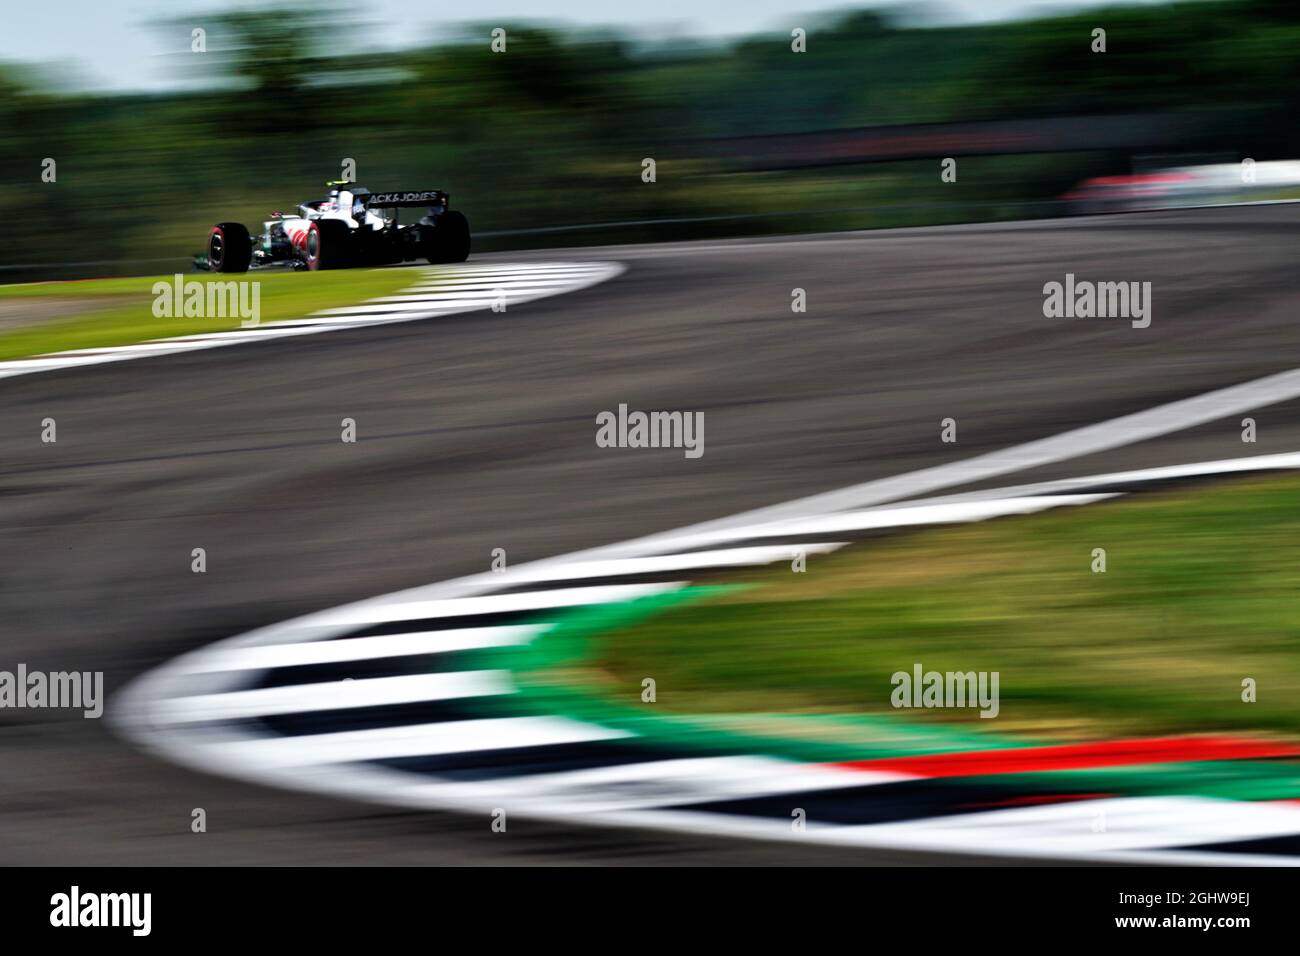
[208,222,252,273]
[425,211,470,264]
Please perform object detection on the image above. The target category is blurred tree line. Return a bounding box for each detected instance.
[2,0,1299,278]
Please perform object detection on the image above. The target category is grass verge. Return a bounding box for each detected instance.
[0,269,421,361]
[588,473,1300,741]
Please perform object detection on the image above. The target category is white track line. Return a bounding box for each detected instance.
[180,624,548,675]
[641,494,1115,551]
[325,582,683,628]
[156,671,512,724]
[416,756,904,815]
[608,367,1300,559]
[850,796,1300,856]
[841,450,1300,516]
[206,716,630,768]
[483,542,846,588]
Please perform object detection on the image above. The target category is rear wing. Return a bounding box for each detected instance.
[363,190,448,208]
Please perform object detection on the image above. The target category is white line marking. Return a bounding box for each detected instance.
[179,624,547,675]
[851,796,1300,855]
[206,716,630,767]
[641,495,1114,551]
[585,368,1300,560]
[418,756,906,815]
[326,582,683,628]
[845,450,1300,516]
[157,671,512,724]
[484,542,846,588]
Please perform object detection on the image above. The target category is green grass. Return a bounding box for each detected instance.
[0,269,421,361]
[592,474,1300,741]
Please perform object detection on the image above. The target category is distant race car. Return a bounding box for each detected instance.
[202,181,470,272]
[1060,162,1300,215]
[1058,172,1197,215]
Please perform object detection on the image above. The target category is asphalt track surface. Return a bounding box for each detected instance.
[3,204,1300,865]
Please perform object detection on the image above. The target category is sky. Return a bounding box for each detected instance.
[3,0,1156,92]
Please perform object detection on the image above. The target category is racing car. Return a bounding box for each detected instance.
[203,182,470,272]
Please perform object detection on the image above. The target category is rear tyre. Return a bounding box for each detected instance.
[208,222,252,273]
[425,211,470,264]
[305,219,352,271]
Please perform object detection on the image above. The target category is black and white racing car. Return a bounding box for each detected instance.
[203,182,470,272]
